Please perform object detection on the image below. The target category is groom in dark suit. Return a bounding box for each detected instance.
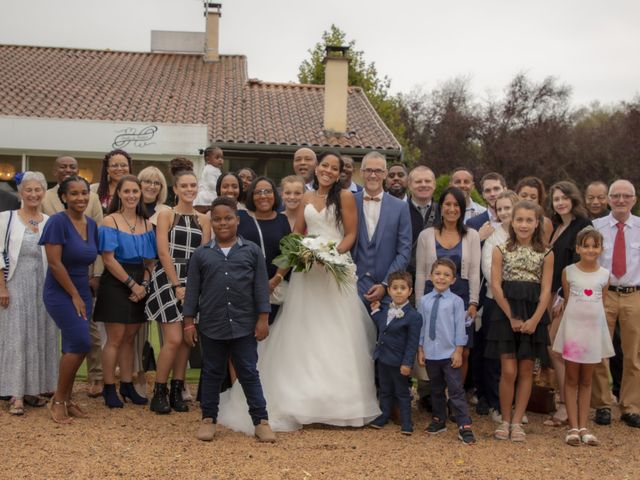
[351,151,412,311]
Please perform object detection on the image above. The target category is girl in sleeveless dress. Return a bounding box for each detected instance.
[217,152,380,434]
[146,170,210,414]
[553,227,614,446]
[485,200,554,442]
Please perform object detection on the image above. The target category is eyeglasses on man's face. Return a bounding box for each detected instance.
[609,193,635,201]
[362,168,386,177]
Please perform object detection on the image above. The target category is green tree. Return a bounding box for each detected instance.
[298,24,418,163]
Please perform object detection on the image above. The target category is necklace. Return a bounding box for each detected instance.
[19,210,40,229]
[121,212,137,233]
[314,190,328,198]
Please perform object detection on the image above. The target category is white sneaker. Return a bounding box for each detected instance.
[490,408,502,423]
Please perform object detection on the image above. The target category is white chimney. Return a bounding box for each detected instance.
[323,46,350,134]
[204,2,222,63]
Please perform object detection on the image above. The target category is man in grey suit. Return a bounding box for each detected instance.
[351,151,412,311]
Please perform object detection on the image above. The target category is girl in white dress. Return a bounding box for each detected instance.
[217,152,380,434]
[553,226,614,446]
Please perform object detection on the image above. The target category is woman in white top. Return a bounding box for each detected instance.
[0,172,56,415]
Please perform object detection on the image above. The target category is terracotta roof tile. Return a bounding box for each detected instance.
[0,44,400,152]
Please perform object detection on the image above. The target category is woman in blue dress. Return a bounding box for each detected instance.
[93,175,156,408]
[40,175,99,424]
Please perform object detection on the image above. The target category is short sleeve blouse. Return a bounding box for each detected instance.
[39,212,99,277]
[98,226,157,263]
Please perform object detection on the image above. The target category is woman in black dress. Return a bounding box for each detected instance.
[237,177,291,324]
[545,180,591,426]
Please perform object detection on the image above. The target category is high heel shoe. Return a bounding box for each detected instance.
[119,382,148,405]
[170,379,189,412]
[102,383,124,408]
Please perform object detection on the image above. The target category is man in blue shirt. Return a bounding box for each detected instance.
[418,258,476,444]
[183,196,275,443]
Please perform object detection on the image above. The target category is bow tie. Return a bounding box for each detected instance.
[364,196,381,202]
[388,307,405,319]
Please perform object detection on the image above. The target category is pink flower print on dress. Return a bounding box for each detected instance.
[563,341,588,362]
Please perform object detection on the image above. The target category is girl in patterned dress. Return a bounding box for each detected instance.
[146,170,211,414]
[553,227,613,446]
[485,200,554,442]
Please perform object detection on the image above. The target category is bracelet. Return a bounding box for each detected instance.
[183,324,196,332]
[172,283,185,289]
[123,275,133,287]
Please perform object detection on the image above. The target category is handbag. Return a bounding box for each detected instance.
[526,362,556,413]
[250,213,288,305]
[2,210,13,282]
[527,384,556,414]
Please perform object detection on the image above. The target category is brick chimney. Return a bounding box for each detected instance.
[204,2,222,63]
[323,46,350,134]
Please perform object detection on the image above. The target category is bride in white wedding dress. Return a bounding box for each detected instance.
[217,152,380,434]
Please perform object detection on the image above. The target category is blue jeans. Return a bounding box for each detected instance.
[199,333,268,425]
[377,362,413,430]
[425,358,472,427]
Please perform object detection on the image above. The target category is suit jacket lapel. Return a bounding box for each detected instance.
[369,193,388,247]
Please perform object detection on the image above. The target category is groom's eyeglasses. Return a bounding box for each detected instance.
[362,168,386,177]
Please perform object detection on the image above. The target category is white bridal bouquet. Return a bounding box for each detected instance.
[273,233,357,292]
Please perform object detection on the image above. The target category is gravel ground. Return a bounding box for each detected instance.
[1,382,639,480]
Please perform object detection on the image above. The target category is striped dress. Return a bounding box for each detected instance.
[145,213,202,323]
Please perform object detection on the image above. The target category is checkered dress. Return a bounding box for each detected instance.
[145,213,202,323]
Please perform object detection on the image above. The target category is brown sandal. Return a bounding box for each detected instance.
[47,398,72,424]
[67,400,89,418]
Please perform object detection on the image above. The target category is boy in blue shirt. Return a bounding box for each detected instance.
[418,258,476,444]
[183,196,275,443]
[369,271,422,434]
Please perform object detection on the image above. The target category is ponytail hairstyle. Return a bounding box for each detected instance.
[506,200,547,253]
[312,151,344,227]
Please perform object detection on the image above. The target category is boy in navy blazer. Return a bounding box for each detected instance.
[369,270,422,434]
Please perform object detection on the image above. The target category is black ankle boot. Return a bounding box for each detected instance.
[170,379,189,412]
[119,382,148,405]
[102,383,123,409]
[150,383,171,414]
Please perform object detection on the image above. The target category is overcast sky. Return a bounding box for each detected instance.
[2,0,639,106]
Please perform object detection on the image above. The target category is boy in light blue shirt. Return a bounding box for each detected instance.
[418,257,476,444]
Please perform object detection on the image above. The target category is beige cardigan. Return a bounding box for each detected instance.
[414,227,481,306]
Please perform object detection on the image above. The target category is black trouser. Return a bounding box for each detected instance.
[472,299,501,410]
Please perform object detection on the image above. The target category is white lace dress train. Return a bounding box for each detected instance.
[217,205,380,434]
